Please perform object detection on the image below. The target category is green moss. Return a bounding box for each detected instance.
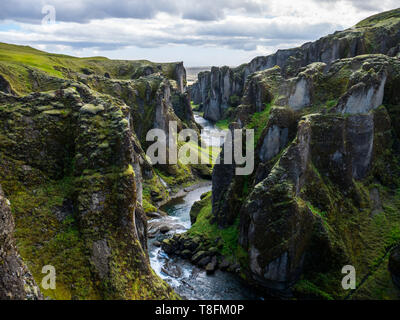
[142,198,158,214]
[188,194,240,259]
[247,103,272,146]
[80,104,105,115]
[294,279,334,300]
[190,101,199,110]
[355,8,400,28]
[3,175,100,300]
[0,42,183,95]
[306,201,328,220]
[215,119,230,130]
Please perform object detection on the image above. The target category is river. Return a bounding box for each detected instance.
[147,113,259,300]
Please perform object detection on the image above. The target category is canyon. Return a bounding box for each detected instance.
[1,8,400,300]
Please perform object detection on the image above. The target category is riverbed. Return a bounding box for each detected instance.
[147,113,259,300]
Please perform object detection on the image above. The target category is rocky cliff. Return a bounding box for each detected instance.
[177,11,400,300]
[0,43,196,299]
[0,185,42,300]
[209,53,400,299]
[191,8,400,122]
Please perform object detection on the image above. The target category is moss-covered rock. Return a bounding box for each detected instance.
[0,184,42,300]
[390,246,400,289]
[0,82,179,299]
[204,53,400,299]
[191,8,400,122]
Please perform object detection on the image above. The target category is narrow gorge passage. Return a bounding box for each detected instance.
[147,114,259,300]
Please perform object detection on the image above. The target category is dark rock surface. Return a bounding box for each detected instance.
[191,8,400,122]
[390,247,400,289]
[0,185,42,300]
[209,53,400,297]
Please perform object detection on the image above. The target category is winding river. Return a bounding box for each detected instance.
[148,113,259,300]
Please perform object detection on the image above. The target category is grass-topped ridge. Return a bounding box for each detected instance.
[0,42,183,95]
[355,8,400,28]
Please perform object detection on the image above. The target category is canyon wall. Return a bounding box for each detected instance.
[191,8,400,122]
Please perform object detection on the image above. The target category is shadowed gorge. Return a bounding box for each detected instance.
[1,6,400,302]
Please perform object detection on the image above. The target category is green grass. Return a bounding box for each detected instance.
[0,42,181,95]
[188,194,240,259]
[190,101,199,110]
[306,201,328,219]
[142,198,158,213]
[184,140,221,165]
[6,176,100,300]
[247,103,272,146]
[294,279,334,300]
[215,119,230,130]
[355,8,400,28]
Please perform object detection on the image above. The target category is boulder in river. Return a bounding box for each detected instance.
[160,226,171,234]
[219,258,231,271]
[198,256,212,268]
[206,256,218,274]
[191,251,208,264]
[161,261,183,278]
[147,211,162,219]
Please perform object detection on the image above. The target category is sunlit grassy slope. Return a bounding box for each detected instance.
[0,42,179,94]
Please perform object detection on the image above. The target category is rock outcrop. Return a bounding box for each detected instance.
[390,246,400,289]
[0,185,41,300]
[209,53,400,298]
[0,69,183,299]
[191,8,400,122]
[192,66,243,122]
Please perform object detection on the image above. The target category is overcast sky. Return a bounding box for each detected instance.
[0,0,398,67]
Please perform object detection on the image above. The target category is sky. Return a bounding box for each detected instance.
[0,0,398,67]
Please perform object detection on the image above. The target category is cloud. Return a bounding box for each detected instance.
[0,13,340,54]
[314,0,399,11]
[0,0,267,23]
[196,19,339,40]
[0,0,398,66]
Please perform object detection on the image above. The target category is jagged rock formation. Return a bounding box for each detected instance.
[0,82,180,299]
[191,8,400,122]
[0,43,197,299]
[209,52,400,299]
[0,75,13,94]
[191,66,243,121]
[390,246,400,289]
[0,185,41,300]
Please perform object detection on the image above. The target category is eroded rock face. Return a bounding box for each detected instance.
[336,72,387,114]
[171,91,197,129]
[0,81,177,299]
[0,75,13,94]
[209,53,400,296]
[235,67,282,126]
[390,246,400,289]
[192,9,400,122]
[259,126,289,162]
[288,78,312,110]
[212,123,248,227]
[258,107,298,164]
[82,74,196,144]
[0,185,41,300]
[174,62,187,94]
[346,114,375,180]
[240,119,315,290]
[195,66,244,122]
[238,107,393,292]
[309,113,375,184]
